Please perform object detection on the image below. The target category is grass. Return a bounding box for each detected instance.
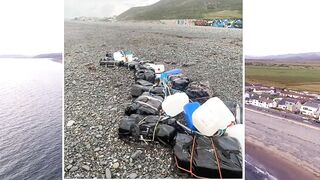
[118,0,242,20]
[246,64,320,93]
[203,10,242,19]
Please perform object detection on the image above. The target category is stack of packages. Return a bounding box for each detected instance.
[100,51,243,178]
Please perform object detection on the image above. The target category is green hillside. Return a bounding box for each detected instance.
[117,0,242,20]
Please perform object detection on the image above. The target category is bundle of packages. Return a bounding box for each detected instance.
[125,92,163,115]
[99,50,243,179]
[185,82,211,104]
[134,68,156,84]
[174,133,242,178]
[131,80,164,97]
[169,75,190,91]
[118,114,177,146]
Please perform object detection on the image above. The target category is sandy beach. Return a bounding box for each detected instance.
[246,141,318,180]
[246,108,320,179]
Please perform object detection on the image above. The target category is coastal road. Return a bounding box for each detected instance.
[246,104,320,128]
[246,108,320,179]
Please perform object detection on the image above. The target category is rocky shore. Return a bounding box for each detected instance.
[64,21,242,178]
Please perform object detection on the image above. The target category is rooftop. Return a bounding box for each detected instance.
[303,101,320,108]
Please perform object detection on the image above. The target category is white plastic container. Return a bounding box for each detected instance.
[192,97,235,136]
[146,63,165,74]
[125,54,133,62]
[226,124,244,148]
[162,92,189,117]
[113,51,123,61]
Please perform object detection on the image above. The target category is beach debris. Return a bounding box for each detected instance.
[170,75,190,91]
[185,81,211,104]
[131,80,164,97]
[174,133,242,178]
[125,92,163,116]
[226,124,244,148]
[134,68,156,84]
[99,50,138,67]
[192,97,235,136]
[145,63,165,78]
[183,102,201,131]
[162,92,189,117]
[98,50,243,178]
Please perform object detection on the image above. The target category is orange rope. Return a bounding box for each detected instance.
[174,136,225,179]
[190,136,196,174]
[211,138,223,179]
[174,156,208,179]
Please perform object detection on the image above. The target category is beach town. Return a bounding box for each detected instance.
[245,83,320,122]
[245,83,320,180]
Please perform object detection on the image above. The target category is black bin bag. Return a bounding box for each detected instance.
[118,114,144,138]
[174,133,193,170]
[139,115,159,138]
[173,135,242,179]
[134,68,156,83]
[131,80,164,97]
[125,92,163,115]
[213,136,242,178]
[185,82,211,104]
[155,124,177,146]
[118,114,177,146]
[170,76,190,91]
[193,136,221,178]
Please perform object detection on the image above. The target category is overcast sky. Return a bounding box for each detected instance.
[64,0,159,19]
[245,0,320,56]
[0,0,63,55]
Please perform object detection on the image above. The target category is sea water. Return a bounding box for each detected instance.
[0,59,62,180]
[245,154,278,180]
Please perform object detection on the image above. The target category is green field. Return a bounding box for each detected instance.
[246,64,320,93]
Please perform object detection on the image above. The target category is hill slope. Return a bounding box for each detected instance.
[34,53,63,63]
[117,0,242,20]
[246,52,320,62]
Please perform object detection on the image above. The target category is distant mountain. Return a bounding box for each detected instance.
[246,52,320,62]
[117,0,242,20]
[33,53,62,59]
[33,53,63,63]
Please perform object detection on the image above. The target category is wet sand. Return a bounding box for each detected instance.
[246,108,320,180]
[246,141,319,180]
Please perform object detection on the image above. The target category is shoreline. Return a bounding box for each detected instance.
[0,57,62,64]
[246,139,319,180]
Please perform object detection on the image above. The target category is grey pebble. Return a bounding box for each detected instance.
[128,173,138,179]
[105,168,112,179]
[131,150,143,160]
[112,162,120,169]
[69,166,78,172]
[66,165,73,170]
[82,165,90,171]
